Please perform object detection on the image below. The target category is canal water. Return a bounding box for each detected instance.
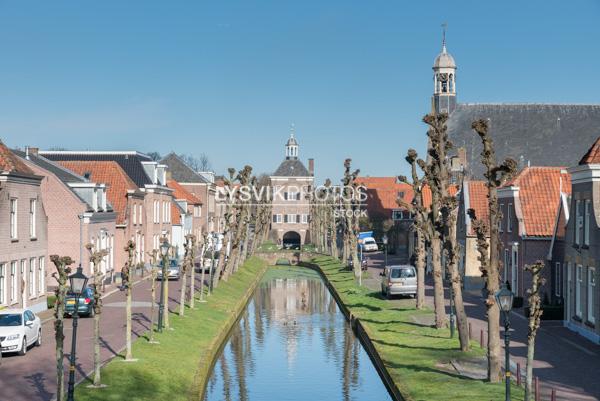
[202,266,393,401]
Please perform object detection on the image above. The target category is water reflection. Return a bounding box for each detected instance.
[203,267,392,401]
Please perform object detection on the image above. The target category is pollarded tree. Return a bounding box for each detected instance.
[179,234,194,316]
[146,249,159,344]
[342,159,361,277]
[86,243,109,388]
[525,261,545,401]
[470,118,517,382]
[122,240,136,361]
[398,149,428,310]
[50,255,74,401]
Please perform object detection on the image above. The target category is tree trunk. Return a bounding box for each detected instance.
[149,261,157,343]
[525,262,544,401]
[179,263,188,316]
[189,242,196,309]
[92,308,101,386]
[416,232,426,309]
[50,256,72,401]
[431,237,447,328]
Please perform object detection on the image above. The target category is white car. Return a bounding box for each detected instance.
[0,309,42,356]
[362,237,379,252]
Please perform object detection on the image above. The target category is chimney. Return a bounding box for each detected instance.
[308,158,314,176]
[29,147,39,156]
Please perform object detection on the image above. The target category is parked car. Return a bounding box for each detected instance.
[361,237,378,252]
[64,286,95,317]
[158,259,181,280]
[380,265,417,299]
[0,309,42,356]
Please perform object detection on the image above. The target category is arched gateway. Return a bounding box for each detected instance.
[282,231,301,249]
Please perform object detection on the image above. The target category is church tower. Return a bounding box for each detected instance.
[285,125,299,160]
[432,26,457,115]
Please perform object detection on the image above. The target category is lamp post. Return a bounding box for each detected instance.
[495,284,515,401]
[158,240,170,332]
[382,234,388,268]
[66,266,88,401]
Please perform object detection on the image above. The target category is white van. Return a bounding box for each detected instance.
[381,265,417,298]
[362,237,378,252]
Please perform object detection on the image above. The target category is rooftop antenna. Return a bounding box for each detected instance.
[441,22,447,52]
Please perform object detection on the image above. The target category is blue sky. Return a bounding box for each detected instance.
[0,1,598,182]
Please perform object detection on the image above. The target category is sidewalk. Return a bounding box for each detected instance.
[363,251,600,401]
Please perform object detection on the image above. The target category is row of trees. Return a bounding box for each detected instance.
[309,113,544,398]
[49,163,272,401]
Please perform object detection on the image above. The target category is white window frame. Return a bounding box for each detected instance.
[133,204,137,225]
[10,198,18,239]
[511,246,518,293]
[38,257,45,295]
[0,263,6,305]
[29,258,35,298]
[139,204,143,225]
[588,267,595,324]
[29,199,37,238]
[555,262,561,296]
[584,200,591,246]
[576,264,583,317]
[10,261,17,303]
[301,214,308,224]
[503,249,509,282]
[507,203,513,232]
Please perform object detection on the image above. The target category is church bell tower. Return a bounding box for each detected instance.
[432,25,457,115]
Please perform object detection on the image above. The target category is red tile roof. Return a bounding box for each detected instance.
[355,176,458,218]
[167,180,202,205]
[505,167,571,237]
[0,141,34,175]
[465,181,488,235]
[58,161,138,225]
[579,136,600,165]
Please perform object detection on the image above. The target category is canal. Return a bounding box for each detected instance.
[202,266,393,401]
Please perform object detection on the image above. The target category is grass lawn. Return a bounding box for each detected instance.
[313,255,524,401]
[75,256,268,401]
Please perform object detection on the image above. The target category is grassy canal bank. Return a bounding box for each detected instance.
[312,255,524,401]
[75,257,269,401]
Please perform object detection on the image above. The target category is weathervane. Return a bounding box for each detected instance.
[290,122,296,138]
[441,22,447,51]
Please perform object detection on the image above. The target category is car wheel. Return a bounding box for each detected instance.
[19,337,27,356]
[36,329,42,346]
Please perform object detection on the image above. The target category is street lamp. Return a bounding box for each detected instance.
[495,284,515,401]
[158,240,170,332]
[382,234,388,268]
[66,266,88,401]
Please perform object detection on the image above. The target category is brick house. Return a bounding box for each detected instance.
[15,148,117,281]
[0,141,48,312]
[42,151,173,268]
[456,180,489,291]
[270,133,314,247]
[562,138,600,343]
[167,179,202,257]
[498,167,571,305]
[160,153,216,234]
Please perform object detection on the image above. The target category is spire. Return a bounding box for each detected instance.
[441,22,447,53]
[290,122,295,139]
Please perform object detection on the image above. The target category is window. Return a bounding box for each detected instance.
[20,260,26,300]
[499,204,504,233]
[29,199,36,238]
[398,191,405,199]
[575,200,582,245]
[139,204,143,224]
[507,203,513,232]
[272,214,282,224]
[511,247,518,293]
[588,267,595,324]
[194,206,201,217]
[555,262,561,297]
[29,258,35,297]
[10,198,17,239]
[503,249,509,282]
[584,200,591,246]
[0,263,6,305]
[38,257,44,295]
[301,214,308,224]
[10,262,17,303]
[133,204,137,225]
[576,265,583,317]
